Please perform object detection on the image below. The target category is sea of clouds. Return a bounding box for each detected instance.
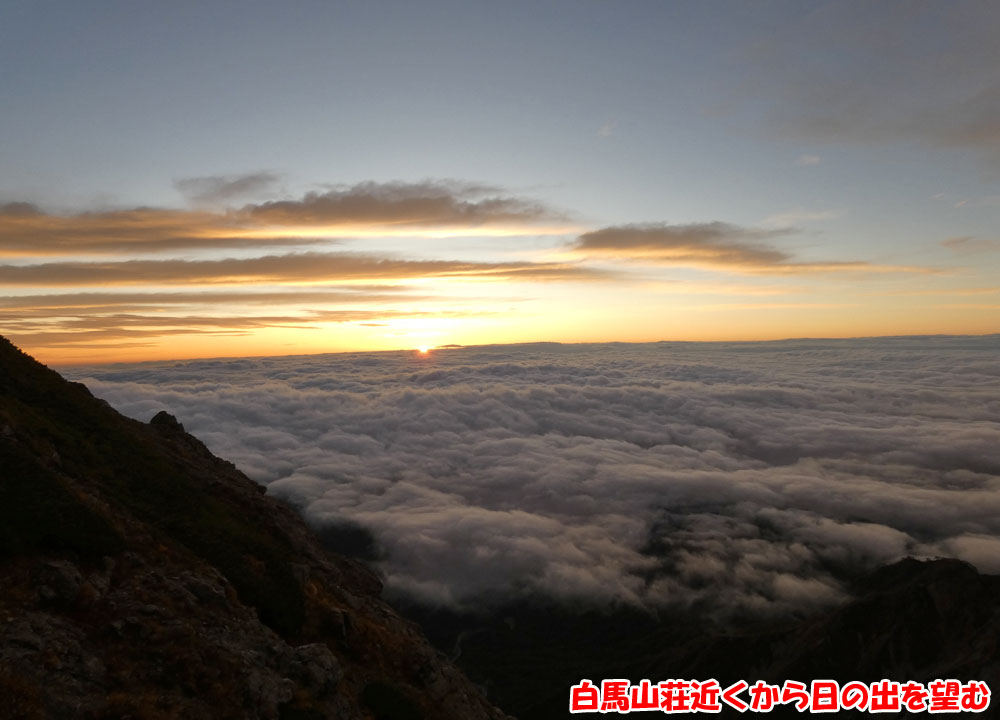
[66,336,1000,620]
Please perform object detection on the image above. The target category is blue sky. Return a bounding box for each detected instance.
[1,1,998,361]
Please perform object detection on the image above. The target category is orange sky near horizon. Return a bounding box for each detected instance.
[2,192,997,366]
[10,256,996,367]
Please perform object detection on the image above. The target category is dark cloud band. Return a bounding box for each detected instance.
[0,180,567,257]
[0,251,609,286]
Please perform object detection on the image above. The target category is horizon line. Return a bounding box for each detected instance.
[36,331,1000,369]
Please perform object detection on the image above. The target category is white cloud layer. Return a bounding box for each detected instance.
[66,337,1000,619]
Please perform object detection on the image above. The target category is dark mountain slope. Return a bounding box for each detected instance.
[401,557,1000,718]
[0,336,509,720]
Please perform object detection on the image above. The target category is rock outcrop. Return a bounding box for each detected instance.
[0,336,510,720]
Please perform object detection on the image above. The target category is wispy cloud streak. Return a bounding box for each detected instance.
[572,223,928,275]
[0,252,609,287]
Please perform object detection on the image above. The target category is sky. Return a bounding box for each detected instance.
[68,337,1000,616]
[2,0,999,363]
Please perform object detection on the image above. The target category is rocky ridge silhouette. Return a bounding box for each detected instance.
[0,335,510,720]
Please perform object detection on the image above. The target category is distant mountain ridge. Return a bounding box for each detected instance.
[0,335,510,720]
[398,557,1000,719]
